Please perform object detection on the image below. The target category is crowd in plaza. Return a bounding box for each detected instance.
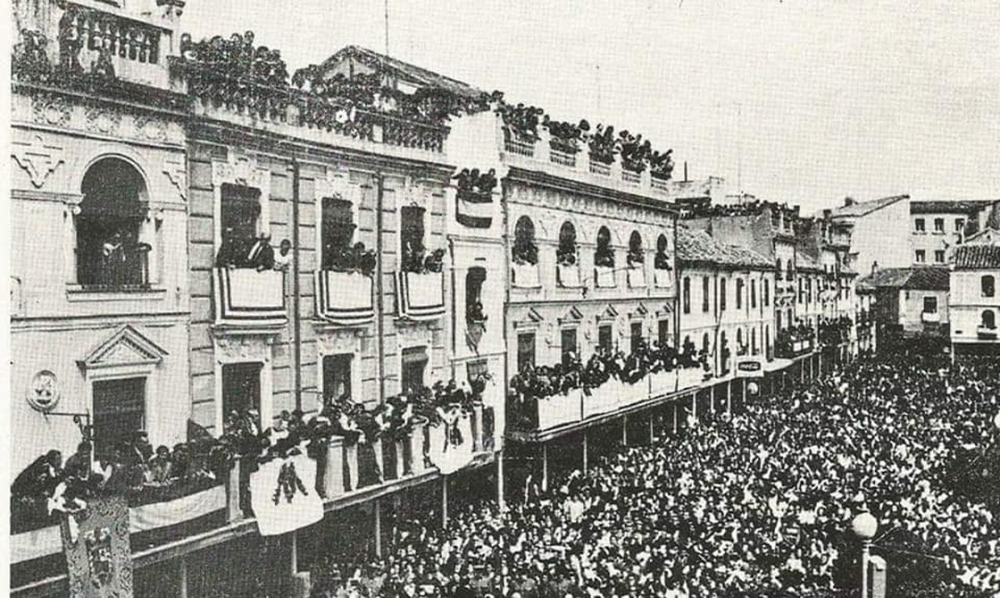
[311,354,1000,598]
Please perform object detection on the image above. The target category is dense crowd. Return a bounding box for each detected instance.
[313,355,1000,597]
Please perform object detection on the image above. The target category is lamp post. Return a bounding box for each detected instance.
[851,511,879,598]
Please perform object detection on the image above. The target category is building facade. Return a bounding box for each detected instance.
[950,244,1000,358]
[830,195,911,277]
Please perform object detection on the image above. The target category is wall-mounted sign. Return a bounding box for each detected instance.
[735,359,764,379]
[28,370,60,412]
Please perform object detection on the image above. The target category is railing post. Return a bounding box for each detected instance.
[410,419,427,475]
[322,435,345,499]
[226,459,243,523]
[472,402,484,453]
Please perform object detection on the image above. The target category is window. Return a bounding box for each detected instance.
[955,219,965,233]
[77,158,150,289]
[736,328,744,354]
[655,234,671,270]
[702,276,710,312]
[736,279,744,310]
[983,310,997,330]
[513,216,538,265]
[630,322,644,352]
[982,275,996,298]
[701,333,710,357]
[222,363,262,430]
[217,183,263,270]
[560,328,578,363]
[657,319,670,347]
[720,278,727,311]
[933,218,944,233]
[401,206,426,272]
[595,226,614,268]
[557,221,577,266]
[786,261,794,281]
[922,296,937,314]
[628,231,644,266]
[915,218,925,232]
[683,277,691,314]
[322,354,352,402]
[599,324,613,352]
[401,347,428,392]
[934,250,945,264]
[751,279,757,309]
[466,267,487,322]
[776,310,783,331]
[719,332,729,373]
[93,377,145,457]
[765,326,772,360]
[775,259,783,280]
[321,197,355,270]
[764,279,770,307]
[517,332,536,372]
[751,328,758,355]
[915,250,926,263]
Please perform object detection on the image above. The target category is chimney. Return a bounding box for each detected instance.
[871,260,878,274]
[822,209,831,220]
[683,161,689,182]
[844,196,856,207]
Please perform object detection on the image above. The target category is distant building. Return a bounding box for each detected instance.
[950,243,1000,359]
[910,200,997,265]
[857,266,951,351]
[829,195,911,276]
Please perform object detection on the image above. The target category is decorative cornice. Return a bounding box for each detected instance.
[506,166,678,215]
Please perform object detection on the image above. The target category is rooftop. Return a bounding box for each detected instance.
[856,266,950,292]
[321,46,486,99]
[910,200,997,215]
[829,195,909,219]
[953,245,1000,270]
[676,225,772,270]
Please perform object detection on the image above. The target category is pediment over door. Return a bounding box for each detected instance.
[77,325,168,371]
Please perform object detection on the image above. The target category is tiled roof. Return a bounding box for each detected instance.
[954,245,1000,270]
[795,251,822,272]
[323,46,485,98]
[829,195,909,218]
[911,200,996,215]
[856,266,950,291]
[676,225,772,270]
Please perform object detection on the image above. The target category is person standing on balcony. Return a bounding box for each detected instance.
[273,238,293,271]
[246,232,275,271]
[216,226,243,268]
[101,230,125,286]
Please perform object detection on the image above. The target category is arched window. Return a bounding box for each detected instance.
[77,158,149,289]
[982,310,996,330]
[982,275,996,298]
[736,328,744,354]
[557,221,577,266]
[595,226,614,267]
[655,234,671,270]
[513,216,538,265]
[736,278,744,310]
[628,231,644,266]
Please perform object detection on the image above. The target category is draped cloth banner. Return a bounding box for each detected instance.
[129,486,226,533]
[316,271,375,325]
[250,454,324,536]
[456,190,493,228]
[427,409,475,475]
[396,271,445,321]
[213,267,286,326]
[61,495,133,598]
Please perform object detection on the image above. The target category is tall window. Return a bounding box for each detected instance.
[655,234,671,270]
[401,347,428,392]
[786,261,794,281]
[557,221,577,266]
[955,219,965,233]
[701,333,710,357]
[751,328,758,355]
[658,319,670,347]
[933,218,944,233]
[702,276,710,312]
[630,322,644,352]
[517,332,536,372]
[775,259,783,280]
[77,158,150,289]
[683,277,691,314]
[595,226,614,268]
[915,218,925,232]
[628,231,644,266]
[323,354,352,402]
[765,326,772,360]
[915,250,926,263]
[934,250,945,264]
[93,377,145,457]
[736,328,744,354]
[561,328,578,363]
[982,310,996,330]
[720,277,728,311]
[322,197,355,270]
[751,279,757,309]
[222,363,262,429]
[401,206,426,271]
[982,275,995,298]
[466,267,487,322]
[598,324,613,353]
[923,296,937,314]
[764,279,770,307]
[736,279,744,310]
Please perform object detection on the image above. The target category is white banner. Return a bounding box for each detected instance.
[250,454,324,536]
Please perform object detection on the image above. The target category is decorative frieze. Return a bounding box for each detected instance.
[84,105,123,135]
[12,133,64,188]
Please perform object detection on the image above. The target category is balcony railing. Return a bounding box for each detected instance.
[213,268,287,330]
[653,268,674,289]
[78,249,151,292]
[621,169,642,185]
[920,312,940,324]
[627,267,646,288]
[651,175,671,192]
[504,137,536,157]
[589,159,612,177]
[557,264,582,288]
[550,148,577,167]
[315,271,374,326]
[977,326,998,340]
[396,271,445,321]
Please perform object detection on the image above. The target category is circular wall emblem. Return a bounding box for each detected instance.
[28,370,60,412]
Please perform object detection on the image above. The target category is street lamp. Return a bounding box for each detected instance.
[851,511,879,598]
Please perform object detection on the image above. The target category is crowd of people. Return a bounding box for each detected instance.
[216,228,293,271]
[312,354,1000,597]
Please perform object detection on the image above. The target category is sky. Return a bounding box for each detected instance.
[181,0,1000,215]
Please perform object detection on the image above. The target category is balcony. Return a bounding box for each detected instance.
[621,169,642,185]
[627,267,646,288]
[653,268,674,289]
[557,264,582,288]
[977,326,998,340]
[396,271,445,321]
[504,137,536,157]
[213,268,287,332]
[512,263,541,288]
[589,159,612,177]
[550,147,577,167]
[595,266,616,288]
[315,271,374,326]
[920,311,940,324]
[455,189,494,229]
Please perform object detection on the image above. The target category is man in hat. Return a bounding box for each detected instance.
[246,232,275,271]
